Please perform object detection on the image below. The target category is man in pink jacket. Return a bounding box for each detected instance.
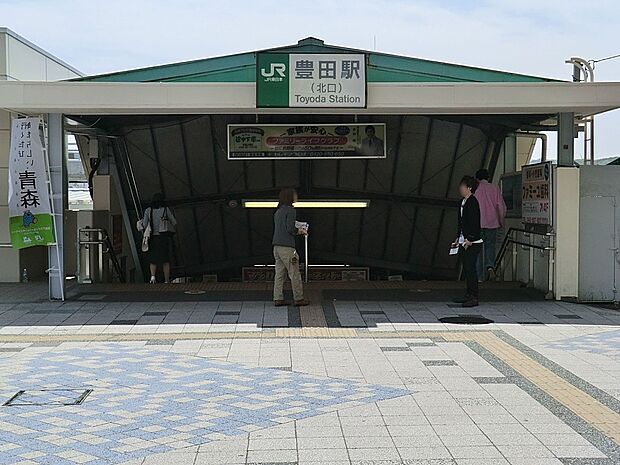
[475,169,507,280]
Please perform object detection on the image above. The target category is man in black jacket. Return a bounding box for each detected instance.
[453,176,483,307]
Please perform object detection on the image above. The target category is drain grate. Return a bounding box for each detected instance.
[274,366,292,372]
[439,315,494,325]
[3,389,93,406]
[78,294,107,301]
[110,319,138,325]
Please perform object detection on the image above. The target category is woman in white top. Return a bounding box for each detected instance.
[142,193,177,283]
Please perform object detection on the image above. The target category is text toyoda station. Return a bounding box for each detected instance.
[2,36,620,301]
[256,52,366,107]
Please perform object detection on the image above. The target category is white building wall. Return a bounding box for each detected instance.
[0,29,80,281]
[0,34,7,79]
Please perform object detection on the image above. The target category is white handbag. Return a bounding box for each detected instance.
[141,224,151,252]
[140,208,153,252]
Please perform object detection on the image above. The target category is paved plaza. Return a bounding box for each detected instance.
[0,283,619,465]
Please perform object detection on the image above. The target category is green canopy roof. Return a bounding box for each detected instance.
[76,37,558,84]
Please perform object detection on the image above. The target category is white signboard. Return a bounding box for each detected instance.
[289,53,366,107]
[522,162,552,225]
[256,52,366,108]
[8,117,55,249]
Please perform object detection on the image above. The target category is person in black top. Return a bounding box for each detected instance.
[452,175,483,307]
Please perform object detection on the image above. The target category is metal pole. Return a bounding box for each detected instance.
[76,228,81,284]
[98,230,104,283]
[47,114,65,301]
[546,235,555,300]
[304,234,309,283]
[590,118,595,166]
[512,242,518,281]
[566,57,595,164]
[528,244,535,286]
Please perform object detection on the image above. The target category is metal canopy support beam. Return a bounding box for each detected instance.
[503,134,517,173]
[109,151,144,282]
[487,135,507,179]
[47,113,65,300]
[179,123,205,262]
[431,123,463,267]
[557,112,575,166]
[407,118,433,262]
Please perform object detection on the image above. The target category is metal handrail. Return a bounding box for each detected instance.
[113,138,145,280]
[103,233,124,283]
[493,227,554,272]
[493,227,555,298]
[505,239,551,251]
[77,227,124,283]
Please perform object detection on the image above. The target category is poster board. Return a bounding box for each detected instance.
[228,123,386,160]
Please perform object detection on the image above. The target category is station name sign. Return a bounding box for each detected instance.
[228,123,386,160]
[256,52,367,108]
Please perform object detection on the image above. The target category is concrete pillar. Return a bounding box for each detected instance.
[48,114,65,300]
[553,167,580,299]
[557,112,575,166]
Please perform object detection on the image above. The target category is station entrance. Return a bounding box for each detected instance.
[72,112,545,285]
[3,37,620,302]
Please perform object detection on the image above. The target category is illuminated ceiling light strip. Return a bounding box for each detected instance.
[242,201,279,208]
[242,200,370,208]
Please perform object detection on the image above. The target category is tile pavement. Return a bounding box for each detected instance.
[0,297,619,464]
[0,345,407,465]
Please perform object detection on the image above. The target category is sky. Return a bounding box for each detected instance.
[1,0,619,158]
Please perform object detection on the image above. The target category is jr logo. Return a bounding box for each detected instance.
[261,63,286,78]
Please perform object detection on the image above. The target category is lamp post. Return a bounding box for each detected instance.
[566,57,595,165]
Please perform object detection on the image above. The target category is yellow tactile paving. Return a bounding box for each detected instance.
[299,290,328,328]
[328,328,358,337]
[443,331,620,445]
[274,328,304,337]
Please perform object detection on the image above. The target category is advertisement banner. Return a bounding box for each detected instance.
[228,123,386,160]
[257,53,366,108]
[522,161,552,225]
[8,117,55,249]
